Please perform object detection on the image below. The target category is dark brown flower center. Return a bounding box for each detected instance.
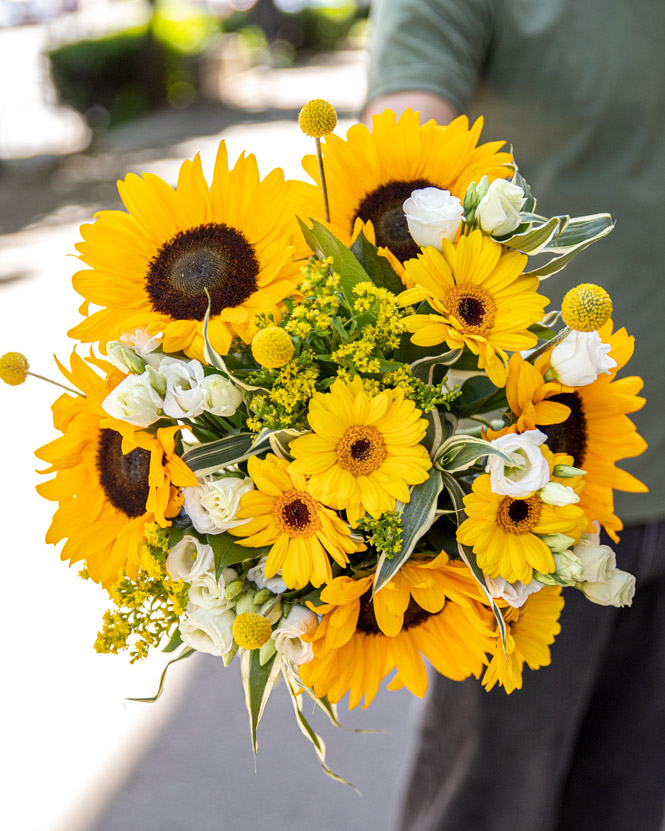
[356,592,433,635]
[541,392,588,467]
[97,429,151,518]
[496,495,542,535]
[354,179,433,263]
[336,425,387,477]
[146,222,259,321]
[444,284,497,335]
[273,489,322,538]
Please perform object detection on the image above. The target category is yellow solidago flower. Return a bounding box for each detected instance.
[35,352,196,587]
[399,231,547,388]
[68,142,308,361]
[298,557,495,709]
[298,109,512,264]
[228,454,364,589]
[288,374,432,525]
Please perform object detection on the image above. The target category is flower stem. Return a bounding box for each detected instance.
[315,137,330,222]
[526,326,571,364]
[27,371,85,397]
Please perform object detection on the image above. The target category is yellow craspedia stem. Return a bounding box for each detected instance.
[232,612,273,650]
[561,283,613,332]
[251,326,295,369]
[0,352,29,386]
[298,99,337,138]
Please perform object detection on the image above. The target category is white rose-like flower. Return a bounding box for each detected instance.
[486,575,543,608]
[160,357,207,418]
[550,330,617,387]
[102,370,163,427]
[582,568,636,607]
[119,327,164,368]
[475,178,526,237]
[573,538,617,583]
[402,187,464,250]
[187,568,239,613]
[166,535,214,582]
[552,549,585,584]
[271,605,319,665]
[486,429,550,498]
[247,555,287,594]
[180,608,236,656]
[538,482,580,507]
[183,476,254,534]
[202,374,243,417]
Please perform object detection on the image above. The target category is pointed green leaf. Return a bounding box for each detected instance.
[435,435,515,474]
[410,348,462,385]
[207,531,263,577]
[349,230,404,294]
[452,375,508,419]
[501,215,562,253]
[182,432,256,476]
[540,213,614,252]
[162,628,182,654]
[298,218,371,302]
[126,646,195,704]
[241,649,281,762]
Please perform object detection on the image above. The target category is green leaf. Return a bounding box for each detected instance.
[528,323,557,340]
[182,432,256,476]
[207,532,263,577]
[373,469,443,594]
[241,649,282,763]
[298,218,371,303]
[349,230,404,294]
[452,375,507,419]
[410,348,462,385]
[541,213,614,252]
[501,215,561,253]
[126,646,195,704]
[435,435,514,474]
[168,520,195,548]
[268,427,306,460]
[524,232,613,279]
[162,628,182,653]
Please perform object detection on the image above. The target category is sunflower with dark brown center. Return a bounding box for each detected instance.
[229,454,364,590]
[399,230,548,388]
[69,142,306,362]
[298,555,496,709]
[35,352,197,588]
[299,108,512,268]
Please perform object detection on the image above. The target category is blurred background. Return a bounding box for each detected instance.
[0,1,423,829]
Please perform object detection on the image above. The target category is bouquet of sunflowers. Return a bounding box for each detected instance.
[1,101,646,782]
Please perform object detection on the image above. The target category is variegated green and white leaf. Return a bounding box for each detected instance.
[540,213,614,253]
[241,649,282,763]
[182,432,256,476]
[410,348,462,385]
[373,468,443,595]
[501,215,562,254]
[435,435,514,474]
[524,230,614,279]
[268,427,306,460]
[126,646,195,704]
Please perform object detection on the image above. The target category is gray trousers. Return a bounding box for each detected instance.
[399,521,665,831]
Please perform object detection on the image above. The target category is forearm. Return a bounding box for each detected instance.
[363,91,458,127]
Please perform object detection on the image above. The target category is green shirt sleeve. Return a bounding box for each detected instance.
[366,0,494,113]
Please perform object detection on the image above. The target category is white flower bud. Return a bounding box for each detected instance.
[271,605,319,666]
[247,555,287,594]
[402,187,464,250]
[550,330,617,387]
[552,550,585,583]
[166,535,214,582]
[118,327,164,369]
[573,538,616,583]
[187,568,238,613]
[486,429,550,498]
[486,575,543,608]
[183,475,253,535]
[201,374,243,417]
[582,569,636,607]
[540,533,577,553]
[102,369,163,427]
[475,178,526,236]
[161,357,207,418]
[180,608,236,656]
[107,342,146,375]
[538,482,580,507]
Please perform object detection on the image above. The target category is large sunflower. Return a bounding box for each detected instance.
[534,322,647,541]
[299,109,512,264]
[288,374,432,524]
[35,353,196,587]
[68,143,306,361]
[299,556,495,709]
[399,232,548,387]
[457,447,588,584]
[228,454,364,590]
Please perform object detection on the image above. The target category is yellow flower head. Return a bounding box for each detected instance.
[0,351,29,386]
[561,283,612,332]
[251,326,295,369]
[298,99,337,138]
[233,612,272,650]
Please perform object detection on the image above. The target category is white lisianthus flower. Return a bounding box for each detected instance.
[402,187,464,250]
[102,369,163,427]
[166,535,214,582]
[573,537,616,583]
[247,555,287,594]
[486,575,543,608]
[486,429,550,498]
[180,608,236,656]
[187,568,239,613]
[107,342,146,375]
[582,568,636,607]
[202,374,243,416]
[160,357,207,418]
[552,549,585,583]
[540,533,577,553]
[475,178,526,237]
[538,482,580,507]
[119,327,164,368]
[550,330,617,387]
[271,605,319,665]
[183,476,254,534]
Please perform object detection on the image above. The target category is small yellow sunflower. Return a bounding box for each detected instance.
[228,454,364,590]
[298,108,512,264]
[299,556,494,709]
[68,143,306,361]
[35,353,197,588]
[399,231,548,387]
[288,374,432,524]
[535,322,647,541]
[457,447,588,584]
[502,352,572,433]
[482,586,564,694]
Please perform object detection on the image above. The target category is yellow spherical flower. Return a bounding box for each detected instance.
[0,351,29,386]
[298,557,495,709]
[561,283,613,332]
[288,374,432,525]
[35,352,197,588]
[251,326,295,369]
[298,99,337,138]
[229,454,364,589]
[399,231,548,388]
[232,612,273,650]
[68,142,308,361]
